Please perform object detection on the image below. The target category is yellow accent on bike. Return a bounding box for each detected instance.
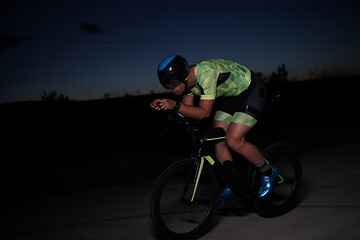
[265,159,284,184]
[191,157,204,202]
[190,156,216,202]
[203,156,215,165]
[202,136,226,142]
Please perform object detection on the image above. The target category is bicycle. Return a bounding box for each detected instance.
[150,113,302,240]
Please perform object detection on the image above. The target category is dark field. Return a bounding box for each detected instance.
[1,77,359,197]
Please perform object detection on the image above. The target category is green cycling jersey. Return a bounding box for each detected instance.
[189,59,252,100]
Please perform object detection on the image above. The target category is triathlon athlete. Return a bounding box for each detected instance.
[150,55,277,199]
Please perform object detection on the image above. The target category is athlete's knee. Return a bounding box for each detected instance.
[225,135,246,151]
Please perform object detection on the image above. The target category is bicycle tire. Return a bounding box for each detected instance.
[150,158,219,240]
[252,143,302,217]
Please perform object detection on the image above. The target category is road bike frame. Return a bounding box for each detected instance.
[188,125,284,203]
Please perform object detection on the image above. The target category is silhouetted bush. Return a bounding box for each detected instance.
[41,90,70,102]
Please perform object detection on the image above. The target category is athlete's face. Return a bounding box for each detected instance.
[168,82,186,95]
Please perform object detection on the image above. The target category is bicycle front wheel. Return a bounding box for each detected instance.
[252,143,302,217]
[150,158,219,240]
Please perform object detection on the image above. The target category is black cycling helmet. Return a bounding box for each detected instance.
[157,55,190,89]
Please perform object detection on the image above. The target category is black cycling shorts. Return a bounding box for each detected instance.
[213,71,267,127]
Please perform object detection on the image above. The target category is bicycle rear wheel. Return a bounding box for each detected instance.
[252,143,302,217]
[150,158,219,240]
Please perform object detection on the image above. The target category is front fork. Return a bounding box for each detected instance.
[189,155,215,202]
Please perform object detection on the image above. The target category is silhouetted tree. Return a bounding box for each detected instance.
[41,90,57,101]
[103,92,113,99]
[308,65,329,79]
[122,90,132,98]
[57,94,70,101]
[267,64,288,105]
[308,65,348,80]
[269,64,288,85]
[41,90,69,101]
[255,71,264,80]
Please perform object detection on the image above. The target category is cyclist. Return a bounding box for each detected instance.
[150,55,277,199]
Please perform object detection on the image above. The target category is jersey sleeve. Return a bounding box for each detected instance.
[196,68,218,100]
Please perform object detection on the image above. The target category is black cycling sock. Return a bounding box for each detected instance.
[222,160,241,191]
[212,161,230,188]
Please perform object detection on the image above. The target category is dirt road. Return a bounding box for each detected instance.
[2,143,360,240]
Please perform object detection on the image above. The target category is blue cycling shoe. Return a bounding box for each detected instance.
[219,187,232,201]
[258,166,277,198]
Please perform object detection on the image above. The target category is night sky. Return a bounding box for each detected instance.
[1,0,359,103]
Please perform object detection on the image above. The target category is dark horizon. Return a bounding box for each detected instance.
[1,70,358,105]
